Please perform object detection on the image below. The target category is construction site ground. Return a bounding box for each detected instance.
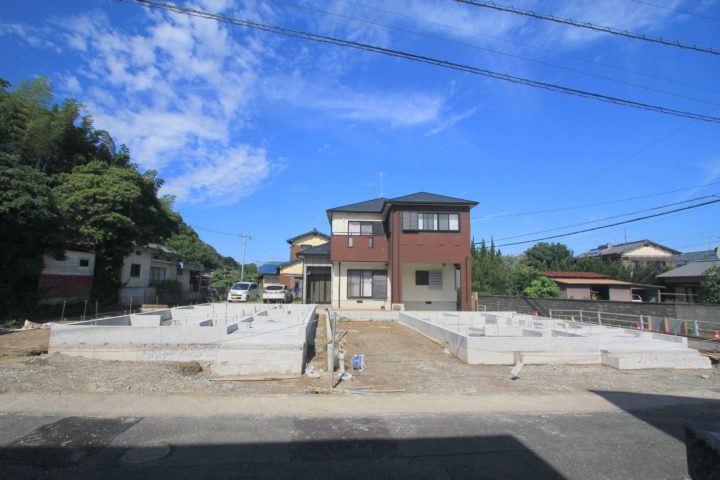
[1,317,718,398]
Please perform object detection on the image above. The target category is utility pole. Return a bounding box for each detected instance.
[239,234,250,281]
[374,171,388,198]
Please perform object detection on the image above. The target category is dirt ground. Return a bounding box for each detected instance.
[0,319,717,397]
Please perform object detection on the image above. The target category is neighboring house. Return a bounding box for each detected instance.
[327,192,478,311]
[675,248,719,266]
[577,240,679,270]
[656,259,720,303]
[287,229,330,259]
[280,229,330,298]
[539,271,662,302]
[296,243,332,304]
[119,244,202,306]
[257,262,287,287]
[38,250,96,305]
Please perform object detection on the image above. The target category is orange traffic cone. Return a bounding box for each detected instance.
[534,311,539,316]
[714,330,719,338]
[636,323,642,330]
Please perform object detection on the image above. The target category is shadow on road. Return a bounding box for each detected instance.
[0,416,566,480]
[590,390,720,442]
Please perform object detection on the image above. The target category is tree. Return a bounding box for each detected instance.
[0,154,65,319]
[701,265,720,303]
[506,265,541,296]
[521,242,575,271]
[472,239,511,295]
[523,276,560,298]
[54,161,176,302]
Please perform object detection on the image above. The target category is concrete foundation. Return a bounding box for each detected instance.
[399,311,710,370]
[49,304,317,376]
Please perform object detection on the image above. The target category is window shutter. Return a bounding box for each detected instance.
[402,212,410,231]
[372,271,387,299]
[429,270,442,290]
[372,222,383,236]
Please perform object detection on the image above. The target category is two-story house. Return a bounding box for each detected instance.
[577,240,679,270]
[326,192,477,311]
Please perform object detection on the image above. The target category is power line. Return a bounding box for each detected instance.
[627,0,720,22]
[494,194,719,241]
[124,0,720,124]
[271,0,720,107]
[454,0,720,56]
[191,224,244,236]
[490,198,720,247]
[475,180,720,219]
[336,0,720,95]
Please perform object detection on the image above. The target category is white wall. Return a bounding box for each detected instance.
[121,249,152,287]
[42,250,95,276]
[625,245,674,257]
[330,212,383,234]
[402,263,457,303]
[331,261,391,309]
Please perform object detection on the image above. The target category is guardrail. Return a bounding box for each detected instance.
[547,309,719,337]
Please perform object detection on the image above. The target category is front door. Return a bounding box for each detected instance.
[308,273,331,304]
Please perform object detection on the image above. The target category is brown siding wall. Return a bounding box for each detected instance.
[38,274,93,301]
[389,207,473,311]
[330,236,389,262]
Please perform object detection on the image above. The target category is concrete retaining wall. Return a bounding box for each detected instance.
[49,304,319,376]
[399,311,710,370]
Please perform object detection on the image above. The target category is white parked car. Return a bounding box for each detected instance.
[227,282,259,302]
[263,284,292,303]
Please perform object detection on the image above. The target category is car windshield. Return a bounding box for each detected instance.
[265,285,284,291]
[232,283,250,290]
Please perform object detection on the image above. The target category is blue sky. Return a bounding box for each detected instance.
[3,0,719,264]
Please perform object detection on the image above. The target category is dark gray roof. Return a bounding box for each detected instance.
[389,192,478,206]
[578,240,680,257]
[327,197,388,214]
[327,192,477,215]
[286,228,329,244]
[676,249,718,265]
[279,258,302,269]
[296,243,330,257]
[657,259,720,279]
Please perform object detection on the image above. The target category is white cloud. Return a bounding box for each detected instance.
[162,146,274,205]
[264,76,445,126]
[425,106,477,136]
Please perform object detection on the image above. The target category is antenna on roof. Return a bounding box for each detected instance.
[374,171,388,198]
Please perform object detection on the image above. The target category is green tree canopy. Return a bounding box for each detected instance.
[523,276,561,298]
[521,242,575,271]
[701,265,720,303]
[54,161,176,302]
[0,154,65,317]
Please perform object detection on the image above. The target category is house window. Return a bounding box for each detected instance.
[416,270,442,289]
[368,237,374,248]
[402,212,460,232]
[79,259,90,267]
[130,264,141,277]
[347,270,387,299]
[150,267,166,282]
[348,221,382,236]
[300,244,311,251]
[348,237,354,248]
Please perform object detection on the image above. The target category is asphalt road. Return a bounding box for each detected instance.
[2,393,719,479]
